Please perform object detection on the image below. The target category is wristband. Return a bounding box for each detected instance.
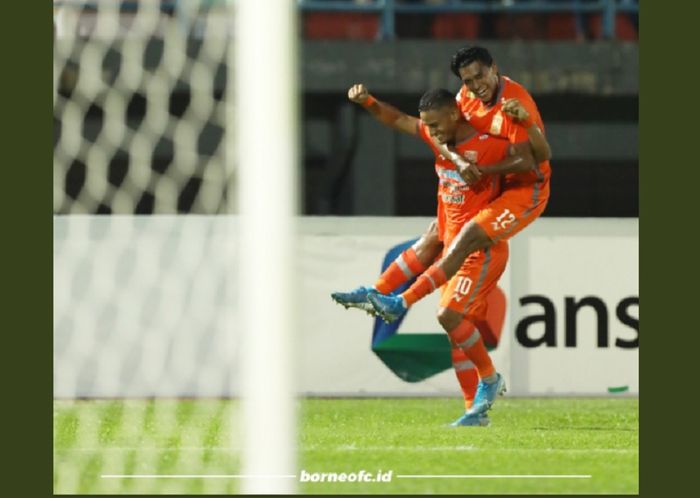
[361,95,377,108]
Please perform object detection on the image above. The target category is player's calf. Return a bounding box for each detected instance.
[437,307,464,333]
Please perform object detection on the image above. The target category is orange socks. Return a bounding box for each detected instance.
[448,319,496,380]
[452,348,478,410]
[374,248,426,295]
[401,265,448,306]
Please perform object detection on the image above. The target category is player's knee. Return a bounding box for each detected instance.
[424,222,441,249]
[426,219,439,238]
[449,222,493,260]
[437,307,463,332]
[468,221,494,250]
[415,219,444,266]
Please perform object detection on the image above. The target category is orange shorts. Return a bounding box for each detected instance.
[474,181,549,243]
[439,239,509,322]
[448,285,507,350]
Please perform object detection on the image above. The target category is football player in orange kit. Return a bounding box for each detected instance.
[450,45,551,240]
[333,84,537,425]
[361,46,552,418]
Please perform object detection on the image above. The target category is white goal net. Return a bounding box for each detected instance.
[54,0,231,215]
[53,1,299,494]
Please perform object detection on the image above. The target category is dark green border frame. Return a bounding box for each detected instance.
[5,1,53,497]
[641,1,695,496]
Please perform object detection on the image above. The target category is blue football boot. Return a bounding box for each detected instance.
[367,292,408,323]
[468,373,506,416]
[331,286,378,316]
[450,411,491,427]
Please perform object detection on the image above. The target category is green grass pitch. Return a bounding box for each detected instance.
[54,397,638,494]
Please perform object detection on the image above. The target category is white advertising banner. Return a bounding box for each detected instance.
[508,218,639,395]
[53,216,638,397]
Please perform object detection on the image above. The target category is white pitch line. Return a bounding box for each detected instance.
[101,475,297,479]
[62,446,635,453]
[328,446,633,454]
[396,474,592,479]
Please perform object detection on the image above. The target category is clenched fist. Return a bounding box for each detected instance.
[453,155,482,184]
[502,98,530,122]
[348,83,370,104]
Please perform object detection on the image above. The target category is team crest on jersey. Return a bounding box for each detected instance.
[490,111,504,135]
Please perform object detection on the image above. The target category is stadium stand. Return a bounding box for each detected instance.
[298,0,638,40]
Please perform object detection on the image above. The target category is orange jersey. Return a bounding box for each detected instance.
[456,75,551,188]
[418,121,511,246]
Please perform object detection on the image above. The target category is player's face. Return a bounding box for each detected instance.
[458,61,499,103]
[419,106,458,144]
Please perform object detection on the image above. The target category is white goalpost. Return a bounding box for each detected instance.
[232,0,299,494]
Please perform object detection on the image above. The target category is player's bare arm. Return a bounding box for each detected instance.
[475,141,536,177]
[348,83,419,136]
[437,118,546,183]
[502,98,552,163]
[429,140,483,185]
[454,155,483,184]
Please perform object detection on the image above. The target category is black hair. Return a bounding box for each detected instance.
[450,46,494,78]
[418,88,455,113]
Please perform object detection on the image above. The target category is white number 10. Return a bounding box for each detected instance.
[455,276,473,295]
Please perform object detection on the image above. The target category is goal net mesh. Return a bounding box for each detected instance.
[54,0,231,215]
[53,1,246,494]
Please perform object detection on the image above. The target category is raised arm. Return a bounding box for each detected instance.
[502,98,552,163]
[348,83,419,136]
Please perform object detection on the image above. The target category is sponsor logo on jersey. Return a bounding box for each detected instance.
[436,167,468,186]
[439,180,468,195]
[441,193,465,204]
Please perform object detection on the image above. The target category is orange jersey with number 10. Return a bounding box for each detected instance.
[456,75,551,189]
